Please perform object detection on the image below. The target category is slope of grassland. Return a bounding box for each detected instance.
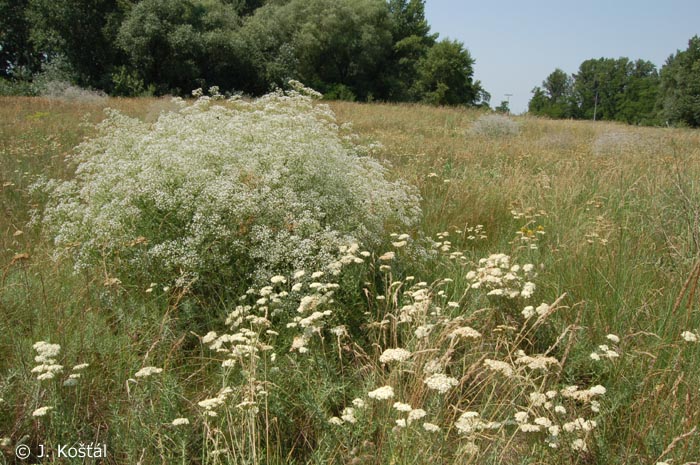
[1,96,699,464]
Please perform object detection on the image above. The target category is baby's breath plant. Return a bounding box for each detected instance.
[33,84,421,294]
[469,113,520,138]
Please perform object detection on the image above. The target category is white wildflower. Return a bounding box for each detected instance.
[520,423,541,432]
[172,418,190,426]
[341,407,357,424]
[379,348,412,364]
[202,331,218,345]
[484,359,514,377]
[32,406,53,417]
[408,409,427,422]
[368,385,394,400]
[522,306,536,319]
[571,438,587,451]
[423,373,459,393]
[393,402,412,412]
[448,327,482,340]
[423,422,440,432]
[454,411,481,434]
[134,366,163,378]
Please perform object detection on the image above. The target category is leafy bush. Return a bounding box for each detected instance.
[469,113,520,137]
[29,56,108,103]
[0,78,36,96]
[33,83,421,293]
[111,66,150,97]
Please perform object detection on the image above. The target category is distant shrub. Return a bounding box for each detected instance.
[111,66,154,97]
[28,55,108,103]
[33,83,421,292]
[323,83,356,102]
[0,78,36,96]
[469,113,520,137]
[35,80,108,103]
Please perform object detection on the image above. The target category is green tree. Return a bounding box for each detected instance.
[533,68,576,118]
[26,0,126,88]
[414,38,479,106]
[618,59,659,125]
[0,0,42,78]
[239,0,393,100]
[659,35,700,127]
[384,0,437,100]
[117,0,203,94]
[495,100,510,114]
[532,58,660,124]
[528,86,548,114]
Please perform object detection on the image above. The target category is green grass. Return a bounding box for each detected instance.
[1,96,699,464]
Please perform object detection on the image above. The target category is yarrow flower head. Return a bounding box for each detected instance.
[424,373,459,393]
[379,348,412,364]
[32,406,53,417]
[368,385,394,400]
[134,366,163,378]
[31,341,63,381]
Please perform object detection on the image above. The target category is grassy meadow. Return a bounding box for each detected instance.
[1,94,699,464]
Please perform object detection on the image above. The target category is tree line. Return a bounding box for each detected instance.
[0,0,491,106]
[528,36,700,127]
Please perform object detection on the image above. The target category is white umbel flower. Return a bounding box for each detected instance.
[32,406,53,417]
[134,366,163,378]
[379,348,412,364]
[368,385,394,400]
[423,373,459,393]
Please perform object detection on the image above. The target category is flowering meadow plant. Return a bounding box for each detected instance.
[33,84,421,291]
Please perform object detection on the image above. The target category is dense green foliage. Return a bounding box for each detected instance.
[529,35,700,127]
[0,0,487,105]
[659,35,700,127]
[529,59,660,125]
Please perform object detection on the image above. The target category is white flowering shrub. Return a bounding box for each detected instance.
[34,85,421,290]
[469,113,520,137]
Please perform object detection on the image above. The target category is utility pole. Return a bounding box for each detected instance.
[593,80,599,121]
[505,94,513,114]
[593,90,598,121]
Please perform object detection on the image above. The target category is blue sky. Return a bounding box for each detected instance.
[423,0,700,113]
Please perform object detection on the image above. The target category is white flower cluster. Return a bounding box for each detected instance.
[589,343,620,361]
[423,373,459,394]
[198,387,234,417]
[466,254,537,300]
[31,341,64,381]
[35,87,421,288]
[367,385,395,400]
[379,348,412,364]
[454,411,501,435]
[134,366,163,378]
[510,383,606,450]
